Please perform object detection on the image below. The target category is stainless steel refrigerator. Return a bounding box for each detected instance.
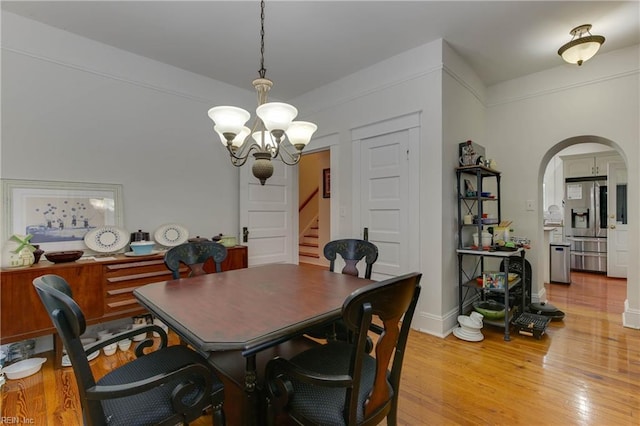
[564,177,607,273]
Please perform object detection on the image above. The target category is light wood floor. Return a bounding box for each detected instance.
[1,272,638,425]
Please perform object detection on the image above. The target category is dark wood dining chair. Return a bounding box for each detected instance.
[33,274,225,426]
[265,272,422,425]
[324,238,379,279]
[164,241,228,279]
[307,239,379,343]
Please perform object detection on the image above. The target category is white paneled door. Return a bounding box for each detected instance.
[354,116,419,281]
[239,157,297,266]
[607,161,628,278]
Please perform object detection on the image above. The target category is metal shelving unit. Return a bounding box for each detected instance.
[456,166,526,341]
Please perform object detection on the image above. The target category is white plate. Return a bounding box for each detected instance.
[154,223,189,247]
[61,350,99,367]
[84,226,129,253]
[453,327,484,342]
[124,249,163,257]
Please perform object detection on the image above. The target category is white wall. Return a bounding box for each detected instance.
[292,40,487,336]
[486,45,640,328]
[291,41,444,334]
[441,43,487,331]
[1,12,255,239]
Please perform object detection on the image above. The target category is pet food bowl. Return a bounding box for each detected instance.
[473,300,506,320]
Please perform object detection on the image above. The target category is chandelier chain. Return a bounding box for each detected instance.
[258,0,266,78]
[208,0,317,185]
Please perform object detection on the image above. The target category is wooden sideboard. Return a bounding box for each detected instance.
[0,245,248,347]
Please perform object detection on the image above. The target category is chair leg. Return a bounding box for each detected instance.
[387,397,398,425]
[211,388,225,426]
[266,397,276,426]
[212,406,225,426]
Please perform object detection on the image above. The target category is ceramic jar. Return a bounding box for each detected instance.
[1,234,36,268]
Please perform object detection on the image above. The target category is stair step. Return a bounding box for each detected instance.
[299,242,318,248]
[299,251,320,258]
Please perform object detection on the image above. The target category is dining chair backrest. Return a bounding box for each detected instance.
[164,241,228,279]
[33,274,225,426]
[33,274,95,401]
[341,272,421,423]
[265,272,421,425]
[323,239,378,279]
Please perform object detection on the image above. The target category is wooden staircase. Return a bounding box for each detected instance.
[299,218,320,261]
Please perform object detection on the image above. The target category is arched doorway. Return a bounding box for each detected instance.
[539,135,628,312]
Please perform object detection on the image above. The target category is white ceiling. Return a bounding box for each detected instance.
[3,1,639,99]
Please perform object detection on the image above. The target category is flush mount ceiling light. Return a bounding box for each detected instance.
[207,0,317,185]
[558,24,605,66]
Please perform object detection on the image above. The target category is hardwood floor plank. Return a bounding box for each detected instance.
[1,272,638,425]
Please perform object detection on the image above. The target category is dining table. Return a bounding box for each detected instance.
[133,263,373,425]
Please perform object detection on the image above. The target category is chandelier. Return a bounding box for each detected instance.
[557,24,605,66]
[208,0,317,185]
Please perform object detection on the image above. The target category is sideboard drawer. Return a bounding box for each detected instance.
[103,258,173,315]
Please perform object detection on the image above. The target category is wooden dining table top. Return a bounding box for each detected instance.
[133,263,372,356]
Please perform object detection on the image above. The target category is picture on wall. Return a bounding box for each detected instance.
[323,168,331,198]
[1,179,124,252]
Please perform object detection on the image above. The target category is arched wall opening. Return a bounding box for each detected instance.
[537,135,629,315]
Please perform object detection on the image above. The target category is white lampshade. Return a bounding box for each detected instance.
[252,130,276,149]
[558,25,605,66]
[256,102,298,132]
[285,121,317,148]
[559,38,603,65]
[208,106,251,135]
[215,125,250,148]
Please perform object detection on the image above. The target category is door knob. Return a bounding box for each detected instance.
[609,225,616,229]
[242,227,249,242]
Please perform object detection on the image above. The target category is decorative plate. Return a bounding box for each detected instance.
[84,226,129,253]
[154,223,189,247]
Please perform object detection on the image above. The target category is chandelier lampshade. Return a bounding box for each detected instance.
[558,24,605,66]
[286,121,318,150]
[207,1,317,185]
[256,102,298,133]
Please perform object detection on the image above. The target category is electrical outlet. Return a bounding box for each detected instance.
[526,200,535,211]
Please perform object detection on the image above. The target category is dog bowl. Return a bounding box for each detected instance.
[473,300,506,320]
